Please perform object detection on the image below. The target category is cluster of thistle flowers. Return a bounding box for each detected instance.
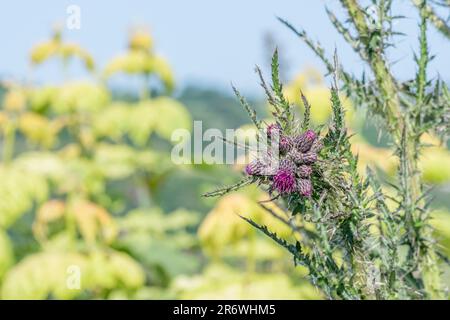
[245,123,322,197]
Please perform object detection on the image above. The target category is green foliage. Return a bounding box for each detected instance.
[103,28,174,93]
[114,208,201,282]
[41,82,110,114]
[93,98,191,145]
[0,230,13,280]
[0,28,198,299]
[174,263,320,300]
[0,166,48,228]
[2,27,300,300]
[30,27,95,71]
[0,250,145,299]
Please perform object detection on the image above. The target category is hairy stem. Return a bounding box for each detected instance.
[340,0,441,297]
[412,0,450,39]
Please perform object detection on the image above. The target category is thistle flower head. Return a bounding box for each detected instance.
[279,135,293,154]
[304,129,316,140]
[245,159,264,176]
[295,129,317,153]
[310,139,323,153]
[267,123,281,139]
[300,152,318,164]
[298,165,313,178]
[289,150,318,165]
[297,178,313,197]
[273,160,296,194]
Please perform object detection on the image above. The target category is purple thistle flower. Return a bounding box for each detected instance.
[310,139,323,153]
[289,150,318,165]
[267,123,281,139]
[298,165,313,178]
[298,178,313,197]
[273,160,296,194]
[279,135,293,154]
[245,160,264,176]
[301,152,318,164]
[294,129,317,153]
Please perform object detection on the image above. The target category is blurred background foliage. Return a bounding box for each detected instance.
[0,26,449,300]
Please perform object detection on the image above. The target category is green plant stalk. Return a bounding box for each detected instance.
[415,2,443,298]
[341,0,442,298]
[340,1,418,201]
[412,0,450,39]
[416,7,428,107]
[341,0,400,131]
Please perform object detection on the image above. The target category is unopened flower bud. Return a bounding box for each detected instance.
[289,150,317,165]
[298,178,313,197]
[294,129,317,153]
[267,123,281,139]
[298,165,312,178]
[245,160,264,176]
[310,139,323,153]
[279,135,293,154]
[302,152,317,164]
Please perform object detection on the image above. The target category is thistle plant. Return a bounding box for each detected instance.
[205,0,450,299]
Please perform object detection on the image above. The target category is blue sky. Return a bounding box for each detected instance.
[1,0,449,95]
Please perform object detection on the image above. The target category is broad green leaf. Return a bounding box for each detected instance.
[0,165,48,228]
[94,143,137,179]
[149,97,191,141]
[1,250,144,299]
[52,82,110,114]
[92,103,131,139]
